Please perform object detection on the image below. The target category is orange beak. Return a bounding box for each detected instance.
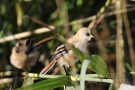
[90,35,94,38]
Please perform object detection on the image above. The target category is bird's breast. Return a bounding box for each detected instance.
[74,42,87,53]
[10,51,27,69]
[56,50,78,67]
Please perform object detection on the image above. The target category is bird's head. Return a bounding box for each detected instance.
[75,27,94,42]
[15,40,27,53]
[15,38,35,54]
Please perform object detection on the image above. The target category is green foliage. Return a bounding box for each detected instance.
[70,45,85,61]
[0,30,4,38]
[17,76,70,90]
[18,52,110,90]
[80,59,112,90]
[88,54,110,77]
[71,45,109,77]
[22,74,33,87]
[1,0,135,90]
[64,83,75,90]
[80,59,90,90]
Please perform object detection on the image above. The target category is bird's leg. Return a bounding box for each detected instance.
[24,69,29,75]
[63,66,79,76]
[67,66,79,78]
[63,65,70,75]
[26,71,29,75]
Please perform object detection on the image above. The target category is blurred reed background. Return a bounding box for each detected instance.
[0,0,135,90]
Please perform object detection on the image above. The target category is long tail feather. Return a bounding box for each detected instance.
[9,70,21,90]
[25,38,35,54]
[40,60,57,74]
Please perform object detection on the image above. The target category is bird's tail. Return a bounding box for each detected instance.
[25,38,35,54]
[40,60,57,74]
[9,69,21,90]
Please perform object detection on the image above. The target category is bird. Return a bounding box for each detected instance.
[9,37,53,90]
[40,27,94,74]
[10,37,53,71]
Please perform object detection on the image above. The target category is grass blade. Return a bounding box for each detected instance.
[17,76,70,90]
[80,59,90,90]
[71,45,110,77]
[88,54,110,77]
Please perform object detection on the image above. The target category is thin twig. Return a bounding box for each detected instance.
[70,7,135,25]
[0,26,55,43]
[88,0,112,29]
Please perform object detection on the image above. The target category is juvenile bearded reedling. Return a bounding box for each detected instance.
[40,27,94,74]
[10,37,53,71]
[10,37,53,90]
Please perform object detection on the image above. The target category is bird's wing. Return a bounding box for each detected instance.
[51,44,70,60]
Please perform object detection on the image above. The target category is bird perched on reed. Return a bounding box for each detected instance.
[40,27,94,74]
[10,37,53,90]
[10,37,53,71]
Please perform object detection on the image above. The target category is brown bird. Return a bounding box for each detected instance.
[10,37,53,90]
[10,37,53,71]
[40,27,94,74]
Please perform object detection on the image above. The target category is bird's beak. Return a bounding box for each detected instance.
[90,35,94,38]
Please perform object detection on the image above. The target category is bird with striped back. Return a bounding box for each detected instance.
[40,27,94,74]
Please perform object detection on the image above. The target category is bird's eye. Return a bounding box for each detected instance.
[86,33,90,36]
